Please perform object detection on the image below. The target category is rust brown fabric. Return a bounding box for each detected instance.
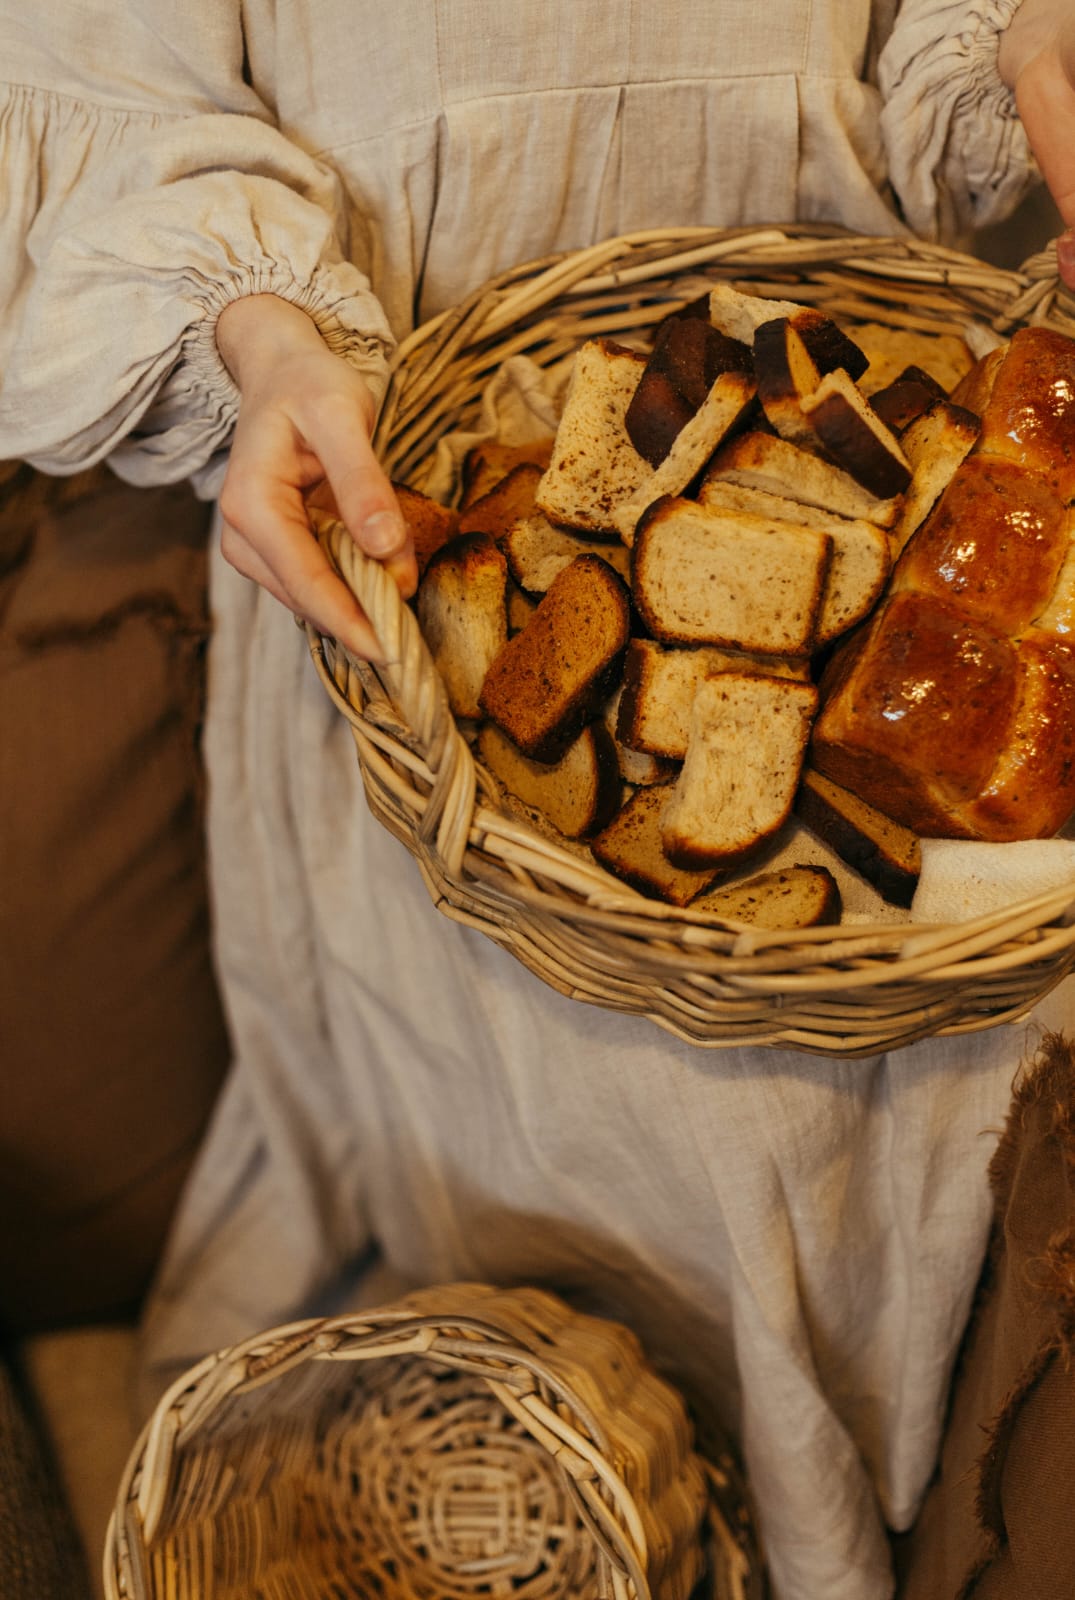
[896,1030,1075,1599]
[0,465,229,1333]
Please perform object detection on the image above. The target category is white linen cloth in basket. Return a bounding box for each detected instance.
[0,3,1055,1597]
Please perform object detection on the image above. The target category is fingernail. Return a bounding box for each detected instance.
[360,508,407,557]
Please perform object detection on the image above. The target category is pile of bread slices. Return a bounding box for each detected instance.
[393,282,1075,928]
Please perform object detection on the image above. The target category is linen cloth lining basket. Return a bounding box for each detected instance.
[306,224,1075,1056]
[103,1282,760,1600]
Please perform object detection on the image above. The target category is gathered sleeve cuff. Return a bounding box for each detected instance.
[0,84,395,493]
[878,0,1037,240]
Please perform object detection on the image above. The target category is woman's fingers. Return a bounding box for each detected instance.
[294,389,418,600]
[1001,4,1075,288]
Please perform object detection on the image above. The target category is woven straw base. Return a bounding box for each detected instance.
[105,1285,756,1600]
[306,225,1075,1054]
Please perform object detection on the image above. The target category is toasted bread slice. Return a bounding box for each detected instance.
[502,512,631,593]
[704,431,902,527]
[625,316,753,467]
[752,316,823,447]
[709,289,869,380]
[416,533,509,720]
[888,399,981,557]
[479,553,632,762]
[631,496,831,656]
[611,367,757,544]
[695,479,891,646]
[534,339,650,534]
[795,766,921,908]
[660,672,818,869]
[799,369,911,498]
[457,462,544,538]
[867,365,950,434]
[459,436,555,508]
[591,784,720,905]
[689,864,842,927]
[394,481,460,576]
[478,720,622,839]
[617,637,810,761]
[660,672,818,870]
[603,687,677,785]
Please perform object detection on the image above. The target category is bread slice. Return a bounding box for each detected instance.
[459,436,555,508]
[660,672,819,869]
[752,316,823,447]
[887,399,980,556]
[394,481,460,576]
[611,367,757,544]
[603,687,677,785]
[689,863,842,927]
[704,431,902,528]
[795,766,921,907]
[457,462,544,538]
[590,784,720,905]
[534,339,650,534]
[799,369,912,498]
[631,496,831,657]
[709,288,869,380]
[502,511,631,593]
[867,364,949,434]
[479,553,632,762]
[416,533,508,719]
[625,316,753,466]
[694,479,891,647]
[617,637,810,760]
[478,720,622,839]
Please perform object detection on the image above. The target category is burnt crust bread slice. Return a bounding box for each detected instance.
[795,766,921,908]
[625,315,753,467]
[479,553,632,762]
[703,431,903,527]
[798,369,912,498]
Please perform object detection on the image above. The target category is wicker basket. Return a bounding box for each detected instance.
[103,1283,760,1600]
[306,224,1075,1056]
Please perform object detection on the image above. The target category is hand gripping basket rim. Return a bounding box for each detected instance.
[103,1282,759,1600]
[306,223,1075,1057]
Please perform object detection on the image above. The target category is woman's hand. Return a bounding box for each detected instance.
[999,0,1075,288]
[216,293,416,662]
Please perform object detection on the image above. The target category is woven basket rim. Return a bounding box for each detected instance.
[103,1283,744,1600]
[308,224,1075,1053]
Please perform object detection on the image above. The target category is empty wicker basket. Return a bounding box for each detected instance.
[104,1283,759,1600]
[307,223,1075,1056]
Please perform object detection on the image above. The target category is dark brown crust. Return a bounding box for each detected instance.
[478,719,623,839]
[625,318,753,467]
[868,365,950,434]
[792,309,869,382]
[393,481,460,576]
[689,863,844,927]
[478,554,632,762]
[457,463,544,538]
[590,786,720,905]
[795,767,921,908]
[804,385,912,498]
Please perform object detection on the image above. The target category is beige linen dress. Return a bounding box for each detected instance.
[0,4,1055,1597]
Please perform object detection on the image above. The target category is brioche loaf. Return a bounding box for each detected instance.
[812,325,1075,842]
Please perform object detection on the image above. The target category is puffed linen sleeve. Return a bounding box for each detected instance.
[878,0,1037,240]
[0,4,395,494]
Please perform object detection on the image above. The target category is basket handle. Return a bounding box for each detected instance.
[307,509,477,877]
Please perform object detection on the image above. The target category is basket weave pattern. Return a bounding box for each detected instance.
[306,225,1075,1055]
[105,1284,740,1600]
